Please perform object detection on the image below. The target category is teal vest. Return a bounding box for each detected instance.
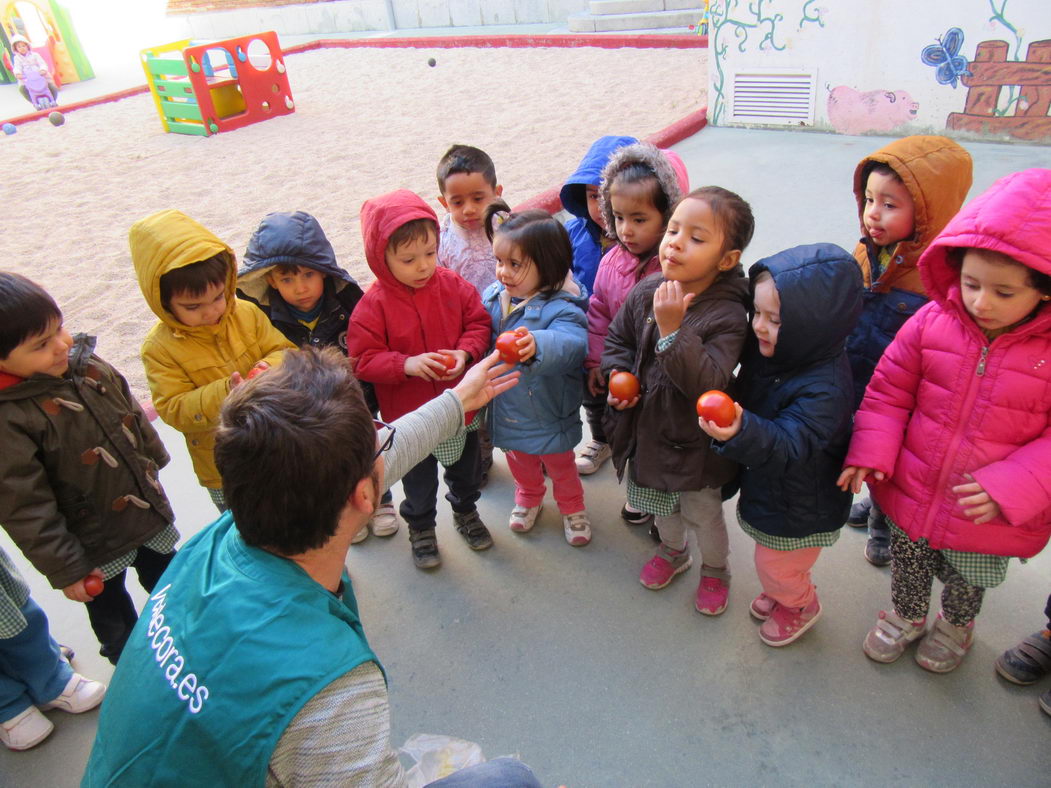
[83,512,380,787]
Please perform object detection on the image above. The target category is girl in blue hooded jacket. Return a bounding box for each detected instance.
[482,203,592,547]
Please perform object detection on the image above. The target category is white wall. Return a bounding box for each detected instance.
[708,0,1051,143]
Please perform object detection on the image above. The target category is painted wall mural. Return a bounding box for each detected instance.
[709,0,1051,144]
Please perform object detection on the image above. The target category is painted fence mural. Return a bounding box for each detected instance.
[708,0,1051,143]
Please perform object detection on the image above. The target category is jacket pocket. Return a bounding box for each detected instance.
[56,490,102,548]
[875,288,926,340]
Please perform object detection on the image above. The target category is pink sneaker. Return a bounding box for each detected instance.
[695,570,729,616]
[639,543,692,590]
[759,597,822,647]
[749,593,776,621]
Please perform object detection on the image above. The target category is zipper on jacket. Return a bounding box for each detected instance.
[976,346,989,376]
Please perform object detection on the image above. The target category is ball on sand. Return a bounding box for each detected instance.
[48,111,65,126]
[2,122,15,135]
[427,57,436,67]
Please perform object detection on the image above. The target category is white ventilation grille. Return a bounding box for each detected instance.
[728,68,816,125]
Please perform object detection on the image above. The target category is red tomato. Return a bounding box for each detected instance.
[608,371,640,401]
[247,365,266,380]
[84,576,104,597]
[495,331,522,364]
[439,353,457,370]
[696,390,736,428]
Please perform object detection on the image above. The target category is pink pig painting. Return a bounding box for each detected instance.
[827,86,919,134]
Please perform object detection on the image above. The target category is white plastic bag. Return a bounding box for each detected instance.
[401,733,486,787]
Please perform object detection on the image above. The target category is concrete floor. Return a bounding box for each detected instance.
[3,47,1051,788]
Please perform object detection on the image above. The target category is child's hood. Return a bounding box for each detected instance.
[852,135,972,259]
[237,211,358,305]
[920,168,1051,312]
[749,244,863,370]
[130,209,236,330]
[9,34,30,51]
[559,135,638,219]
[360,190,440,289]
[599,143,689,240]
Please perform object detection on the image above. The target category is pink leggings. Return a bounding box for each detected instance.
[505,450,585,514]
[754,544,822,609]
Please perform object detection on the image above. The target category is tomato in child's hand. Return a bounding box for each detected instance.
[696,390,736,428]
[247,365,266,380]
[495,331,524,365]
[84,576,104,597]
[608,371,640,401]
[439,353,457,370]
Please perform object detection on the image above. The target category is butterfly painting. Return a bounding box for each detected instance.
[921,27,972,88]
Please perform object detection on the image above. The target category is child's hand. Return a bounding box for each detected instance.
[515,330,537,363]
[837,466,885,493]
[586,367,606,397]
[229,371,244,388]
[653,280,695,337]
[247,361,270,380]
[64,569,104,603]
[952,474,1003,524]
[697,402,744,441]
[436,349,469,380]
[405,352,447,380]
[607,391,639,410]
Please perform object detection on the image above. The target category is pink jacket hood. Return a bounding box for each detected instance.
[846,168,1051,558]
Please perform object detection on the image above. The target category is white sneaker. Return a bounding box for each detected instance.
[509,504,543,533]
[39,673,106,714]
[1,707,53,751]
[369,501,402,537]
[351,526,369,544]
[563,511,592,546]
[575,440,612,475]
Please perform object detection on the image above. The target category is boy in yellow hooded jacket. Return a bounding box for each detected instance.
[130,210,294,510]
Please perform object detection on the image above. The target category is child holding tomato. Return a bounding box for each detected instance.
[348,190,493,570]
[840,169,1051,674]
[698,245,863,646]
[0,273,178,665]
[580,142,689,530]
[481,203,592,545]
[603,186,753,616]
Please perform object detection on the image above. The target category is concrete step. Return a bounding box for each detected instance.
[589,0,699,14]
[569,8,702,32]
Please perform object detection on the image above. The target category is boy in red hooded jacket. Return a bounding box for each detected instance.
[348,190,493,569]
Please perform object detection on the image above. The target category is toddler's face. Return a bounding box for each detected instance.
[386,229,437,289]
[494,235,541,299]
[267,266,324,313]
[610,180,665,258]
[439,172,502,232]
[14,42,29,55]
[863,170,914,248]
[659,197,738,295]
[168,281,226,327]
[960,249,1047,334]
[585,185,604,229]
[752,276,781,357]
[0,318,73,378]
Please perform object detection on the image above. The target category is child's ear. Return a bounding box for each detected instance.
[495,184,504,198]
[719,249,742,271]
[437,195,449,211]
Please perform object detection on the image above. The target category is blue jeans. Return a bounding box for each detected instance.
[427,757,542,787]
[0,597,73,721]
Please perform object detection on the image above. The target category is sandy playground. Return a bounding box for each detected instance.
[2,43,705,398]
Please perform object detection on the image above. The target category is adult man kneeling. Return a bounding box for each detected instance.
[83,347,538,787]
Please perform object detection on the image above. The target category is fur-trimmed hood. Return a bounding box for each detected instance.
[598,142,689,241]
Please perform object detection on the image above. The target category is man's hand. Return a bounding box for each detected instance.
[451,350,521,412]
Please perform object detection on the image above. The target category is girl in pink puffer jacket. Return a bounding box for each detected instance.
[839,168,1051,674]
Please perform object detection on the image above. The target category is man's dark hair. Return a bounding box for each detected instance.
[0,271,63,359]
[215,347,376,555]
[158,253,229,310]
[388,218,437,254]
[436,144,498,193]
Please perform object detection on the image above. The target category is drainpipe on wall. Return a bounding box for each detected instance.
[384,0,397,31]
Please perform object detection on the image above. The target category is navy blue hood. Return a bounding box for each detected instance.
[237,211,357,305]
[749,244,863,371]
[559,135,638,219]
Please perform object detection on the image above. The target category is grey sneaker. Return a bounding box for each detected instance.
[575,440,612,475]
[863,609,927,663]
[409,528,441,569]
[453,510,493,551]
[915,614,974,673]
